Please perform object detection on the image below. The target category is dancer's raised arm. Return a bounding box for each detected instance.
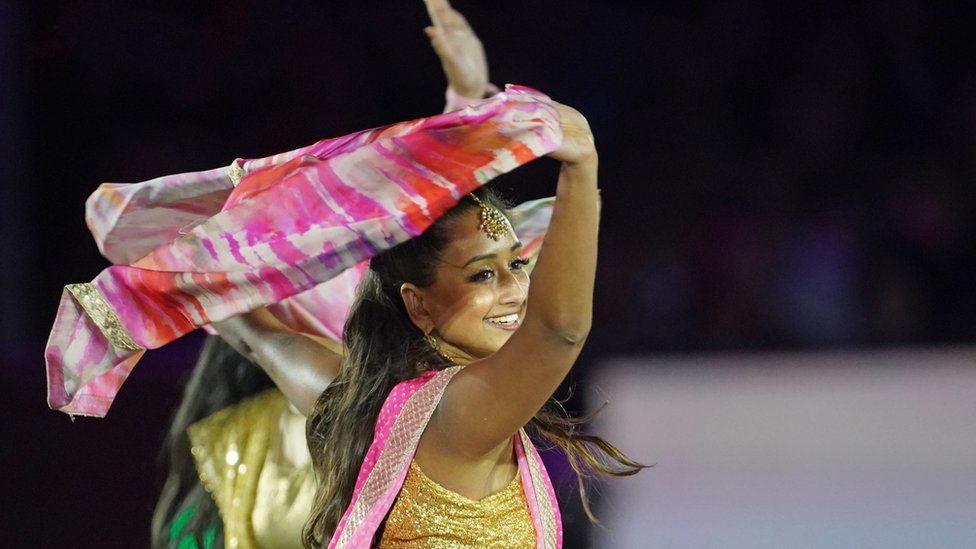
[211,310,341,416]
[415,104,599,458]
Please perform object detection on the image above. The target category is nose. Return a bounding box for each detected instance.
[497,266,529,306]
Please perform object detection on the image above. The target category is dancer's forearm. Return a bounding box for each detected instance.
[212,309,341,416]
[522,158,599,342]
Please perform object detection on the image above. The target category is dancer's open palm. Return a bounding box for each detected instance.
[549,103,597,166]
[423,0,489,98]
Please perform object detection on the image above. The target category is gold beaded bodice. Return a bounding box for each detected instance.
[189,389,314,549]
[377,460,536,548]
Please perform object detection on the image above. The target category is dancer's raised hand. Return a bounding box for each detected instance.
[423,0,489,98]
[548,103,597,166]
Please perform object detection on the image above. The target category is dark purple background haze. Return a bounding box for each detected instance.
[2,1,975,546]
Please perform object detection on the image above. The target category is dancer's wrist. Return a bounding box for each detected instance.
[445,83,499,111]
[561,155,598,173]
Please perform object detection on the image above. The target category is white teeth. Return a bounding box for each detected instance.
[487,313,518,325]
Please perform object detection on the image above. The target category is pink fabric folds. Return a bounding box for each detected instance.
[329,367,562,548]
[47,84,562,417]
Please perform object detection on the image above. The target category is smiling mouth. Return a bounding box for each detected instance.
[484,313,520,331]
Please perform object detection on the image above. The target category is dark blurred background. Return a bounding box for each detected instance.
[2,1,975,547]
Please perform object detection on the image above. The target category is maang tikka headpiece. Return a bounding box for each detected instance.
[469,194,508,241]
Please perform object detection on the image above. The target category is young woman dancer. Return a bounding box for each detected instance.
[214,2,646,547]
[152,2,559,547]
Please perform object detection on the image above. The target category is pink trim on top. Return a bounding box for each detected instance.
[514,430,547,548]
[328,367,562,548]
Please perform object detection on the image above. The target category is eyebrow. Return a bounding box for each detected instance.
[462,241,524,267]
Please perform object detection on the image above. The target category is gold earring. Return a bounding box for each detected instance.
[424,333,456,364]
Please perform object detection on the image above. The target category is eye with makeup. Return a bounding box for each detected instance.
[467,257,531,283]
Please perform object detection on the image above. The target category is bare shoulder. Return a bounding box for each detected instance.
[413,397,519,500]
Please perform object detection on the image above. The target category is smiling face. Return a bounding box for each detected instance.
[400,207,530,360]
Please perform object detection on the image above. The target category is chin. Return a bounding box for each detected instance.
[486,331,517,352]
[459,326,519,358]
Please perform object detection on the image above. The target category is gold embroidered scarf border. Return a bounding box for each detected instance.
[228,158,247,186]
[65,282,143,351]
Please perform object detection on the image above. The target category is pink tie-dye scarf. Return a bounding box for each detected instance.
[46,85,562,417]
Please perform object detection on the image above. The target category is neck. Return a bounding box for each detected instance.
[439,340,479,366]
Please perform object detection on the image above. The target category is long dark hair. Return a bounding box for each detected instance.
[151,336,275,548]
[303,187,647,547]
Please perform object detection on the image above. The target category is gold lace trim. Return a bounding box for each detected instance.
[228,158,247,187]
[66,283,143,351]
[520,429,559,548]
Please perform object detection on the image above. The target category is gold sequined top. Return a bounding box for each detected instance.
[189,389,315,549]
[378,460,536,548]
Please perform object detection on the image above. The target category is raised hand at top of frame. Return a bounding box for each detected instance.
[423,0,489,99]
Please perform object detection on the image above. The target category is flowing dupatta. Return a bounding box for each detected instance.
[330,367,563,549]
[46,84,562,418]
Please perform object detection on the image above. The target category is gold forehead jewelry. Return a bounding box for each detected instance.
[468,194,508,241]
